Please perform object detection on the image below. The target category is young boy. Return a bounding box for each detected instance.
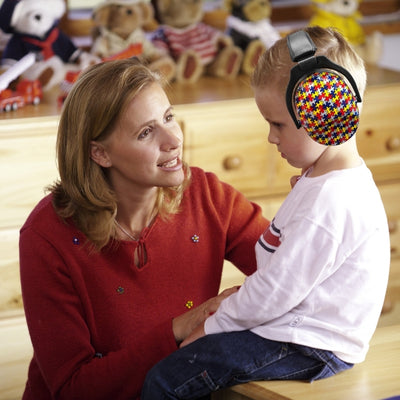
[141,26,390,399]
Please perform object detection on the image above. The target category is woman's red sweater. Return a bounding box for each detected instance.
[19,167,268,400]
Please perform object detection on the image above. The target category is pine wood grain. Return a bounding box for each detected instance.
[0,315,32,400]
[224,325,400,400]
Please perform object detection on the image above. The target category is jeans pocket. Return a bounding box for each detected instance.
[175,370,219,399]
[308,363,337,382]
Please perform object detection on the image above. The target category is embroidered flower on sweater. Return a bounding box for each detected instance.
[185,300,193,309]
[191,234,199,243]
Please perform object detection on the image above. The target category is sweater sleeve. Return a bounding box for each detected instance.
[205,218,340,334]
[200,169,269,277]
[20,227,178,400]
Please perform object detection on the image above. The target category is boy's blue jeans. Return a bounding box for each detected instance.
[141,331,353,400]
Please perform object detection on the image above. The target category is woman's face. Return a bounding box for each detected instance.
[91,83,184,194]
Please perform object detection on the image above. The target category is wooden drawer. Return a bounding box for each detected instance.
[0,116,59,230]
[176,98,297,198]
[379,182,400,259]
[0,116,59,314]
[386,258,400,303]
[358,84,400,183]
[0,228,21,312]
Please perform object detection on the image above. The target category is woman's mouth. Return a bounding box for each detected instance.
[158,157,181,170]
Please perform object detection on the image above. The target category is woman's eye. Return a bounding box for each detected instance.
[138,127,152,139]
[165,113,175,122]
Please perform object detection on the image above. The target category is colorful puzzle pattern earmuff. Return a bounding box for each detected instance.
[285,30,362,146]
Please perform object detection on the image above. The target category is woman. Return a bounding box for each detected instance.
[19,58,268,400]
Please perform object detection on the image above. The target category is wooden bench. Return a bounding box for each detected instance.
[214,325,400,400]
[1,319,399,400]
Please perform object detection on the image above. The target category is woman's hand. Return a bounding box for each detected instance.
[180,322,206,348]
[172,286,239,344]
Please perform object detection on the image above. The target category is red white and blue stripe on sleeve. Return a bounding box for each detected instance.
[258,219,281,253]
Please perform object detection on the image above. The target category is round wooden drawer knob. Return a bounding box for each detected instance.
[386,137,400,151]
[388,219,397,234]
[223,155,242,170]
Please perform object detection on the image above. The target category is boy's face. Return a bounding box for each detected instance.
[254,85,327,170]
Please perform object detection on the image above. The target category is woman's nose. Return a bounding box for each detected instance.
[160,127,182,151]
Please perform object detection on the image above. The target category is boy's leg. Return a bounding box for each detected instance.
[141,330,347,400]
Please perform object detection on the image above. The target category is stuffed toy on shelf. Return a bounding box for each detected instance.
[151,0,243,83]
[0,0,101,91]
[309,0,382,64]
[224,0,281,76]
[91,0,176,82]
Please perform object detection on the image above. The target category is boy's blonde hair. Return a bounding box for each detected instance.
[252,26,366,99]
[49,58,191,251]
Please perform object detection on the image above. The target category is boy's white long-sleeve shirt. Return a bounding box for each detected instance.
[205,161,390,364]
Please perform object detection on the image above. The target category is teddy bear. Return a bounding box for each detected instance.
[309,0,383,65]
[224,0,281,76]
[91,0,176,82]
[151,0,243,83]
[0,0,101,91]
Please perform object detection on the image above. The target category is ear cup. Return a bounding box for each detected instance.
[285,30,362,146]
[294,70,359,145]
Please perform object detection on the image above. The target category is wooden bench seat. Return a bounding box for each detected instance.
[1,319,399,399]
[214,325,400,400]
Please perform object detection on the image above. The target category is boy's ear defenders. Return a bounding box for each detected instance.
[286,30,362,146]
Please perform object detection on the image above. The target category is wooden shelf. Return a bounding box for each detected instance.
[60,0,400,39]
[1,66,400,121]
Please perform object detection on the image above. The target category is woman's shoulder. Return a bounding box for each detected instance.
[188,166,234,196]
[187,166,253,209]
[20,193,62,234]
[189,166,231,188]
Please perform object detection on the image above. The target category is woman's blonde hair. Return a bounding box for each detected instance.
[252,26,367,99]
[49,58,191,250]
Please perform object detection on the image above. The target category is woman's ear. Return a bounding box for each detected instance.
[90,141,111,168]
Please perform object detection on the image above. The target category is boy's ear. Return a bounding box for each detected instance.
[90,141,111,167]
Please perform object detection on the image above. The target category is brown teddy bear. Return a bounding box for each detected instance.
[309,0,382,64]
[151,0,243,83]
[224,0,281,76]
[91,0,176,81]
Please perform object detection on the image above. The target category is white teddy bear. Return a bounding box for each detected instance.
[0,0,100,90]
